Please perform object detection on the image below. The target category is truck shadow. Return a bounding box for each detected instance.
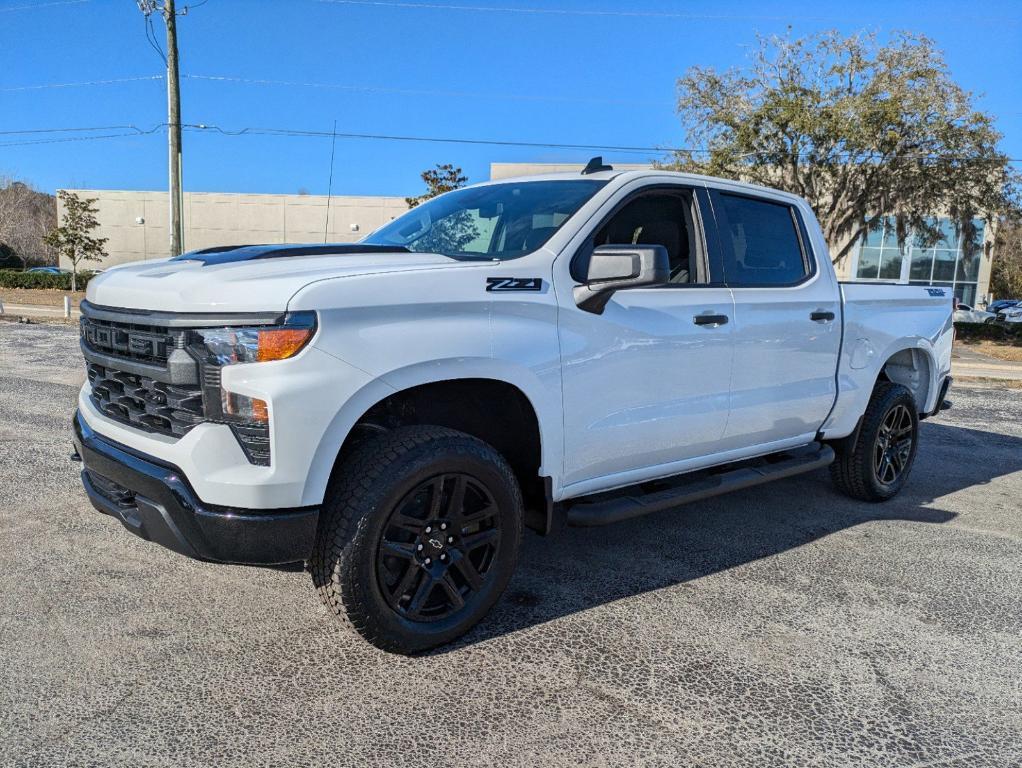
[440,421,1022,652]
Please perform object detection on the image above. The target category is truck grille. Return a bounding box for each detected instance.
[87,362,205,437]
[79,302,273,465]
[80,315,183,365]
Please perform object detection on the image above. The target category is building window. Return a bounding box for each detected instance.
[853,217,984,305]
[856,219,906,281]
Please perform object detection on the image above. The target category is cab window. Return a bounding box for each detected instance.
[716,194,811,286]
[576,189,703,284]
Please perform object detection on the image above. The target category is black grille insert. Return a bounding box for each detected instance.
[87,362,205,437]
[80,316,183,365]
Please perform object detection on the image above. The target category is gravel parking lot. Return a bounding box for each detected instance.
[2,320,1020,767]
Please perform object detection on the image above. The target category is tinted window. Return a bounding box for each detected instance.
[363,180,606,260]
[718,194,809,286]
[592,193,695,283]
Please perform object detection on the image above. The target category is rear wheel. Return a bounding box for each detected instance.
[310,425,522,653]
[830,382,919,502]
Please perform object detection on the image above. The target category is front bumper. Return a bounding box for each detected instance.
[73,410,319,565]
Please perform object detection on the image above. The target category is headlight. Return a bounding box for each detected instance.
[194,311,316,366]
[190,311,316,466]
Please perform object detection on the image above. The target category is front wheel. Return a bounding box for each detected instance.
[309,425,523,653]
[830,382,920,502]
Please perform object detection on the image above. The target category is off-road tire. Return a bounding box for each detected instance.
[830,382,919,502]
[309,425,523,653]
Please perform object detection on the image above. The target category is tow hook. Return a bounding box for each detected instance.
[70,445,82,462]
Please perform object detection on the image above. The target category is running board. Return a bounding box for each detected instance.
[565,444,835,527]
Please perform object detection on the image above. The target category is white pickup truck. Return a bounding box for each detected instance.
[72,162,953,652]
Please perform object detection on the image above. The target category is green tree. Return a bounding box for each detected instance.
[405,164,468,208]
[661,31,1019,265]
[44,191,107,292]
[990,219,1022,300]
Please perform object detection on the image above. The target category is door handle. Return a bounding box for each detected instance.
[693,314,729,326]
[810,311,835,322]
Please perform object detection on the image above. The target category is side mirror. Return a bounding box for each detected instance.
[573,244,670,314]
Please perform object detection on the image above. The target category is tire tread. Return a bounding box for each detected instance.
[309,425,521,653]
[830,381,918,503]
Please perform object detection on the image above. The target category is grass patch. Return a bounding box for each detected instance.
[957,338,1022,363]
[0,288,84,308]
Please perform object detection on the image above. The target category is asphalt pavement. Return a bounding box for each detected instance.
[2,320,1020,767]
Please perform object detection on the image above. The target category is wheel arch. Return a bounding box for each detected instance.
[875,343,937,415]
[302,358,560,530]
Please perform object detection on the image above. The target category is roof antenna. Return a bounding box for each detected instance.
[323,119,337,243]
[581,156,613,175]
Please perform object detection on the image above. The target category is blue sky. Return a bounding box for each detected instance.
[2,0,1020,197]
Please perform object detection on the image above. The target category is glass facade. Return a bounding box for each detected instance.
[853,217,984,305]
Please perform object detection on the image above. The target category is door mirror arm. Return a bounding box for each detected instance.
[573,244,671,314]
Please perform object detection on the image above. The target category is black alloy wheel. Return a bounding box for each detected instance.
[377,473,501,622]
[830,381,920,502]
[310,425,523,653]
[873,403,915,486]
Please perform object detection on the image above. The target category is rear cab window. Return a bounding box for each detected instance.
[711,191,815,287]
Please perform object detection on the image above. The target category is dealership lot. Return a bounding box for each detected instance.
[2,321,1020,767]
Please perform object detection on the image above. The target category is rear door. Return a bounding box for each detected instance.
[708,188,841,450]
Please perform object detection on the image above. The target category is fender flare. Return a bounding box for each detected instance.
[300,357,563,507]
[873,338,940,413]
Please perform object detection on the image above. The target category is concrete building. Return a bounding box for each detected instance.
[63,161,997,305]
[58,190,408,269]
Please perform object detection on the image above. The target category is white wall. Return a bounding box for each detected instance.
[57,190,409,268]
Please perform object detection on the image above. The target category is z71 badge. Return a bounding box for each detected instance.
[486,277,543,292]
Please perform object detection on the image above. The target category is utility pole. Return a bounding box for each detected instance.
[138,0,185,257]
[164,0,184,257]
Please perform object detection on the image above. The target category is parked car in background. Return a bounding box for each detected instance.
[999,306,1022,324]
[987,299,1020,315]
[26,266,70,275]
[953,304,996,324]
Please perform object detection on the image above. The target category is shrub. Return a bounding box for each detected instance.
[0,269,97,291]
[954,321,1022,343]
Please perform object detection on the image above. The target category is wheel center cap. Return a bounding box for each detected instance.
[428,537,443,550]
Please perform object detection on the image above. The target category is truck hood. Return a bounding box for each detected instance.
[86,246,479,313]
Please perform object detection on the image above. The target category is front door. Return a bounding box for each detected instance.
[557,185,735,493]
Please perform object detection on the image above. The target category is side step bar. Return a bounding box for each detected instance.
[566,444,835,527]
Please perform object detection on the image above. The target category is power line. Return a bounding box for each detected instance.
[2,120,1020,164]
[182,74,671,106]
[0,75,163,92]
[0,126,164,148]
[315,0,1020,24]
[313,0,830,22]
[0,124,153,135]
[0,0,88,12]
[183,123,1022,163]
[144,12,168,65]
[187,123,675,154]
[5,72,1020,118]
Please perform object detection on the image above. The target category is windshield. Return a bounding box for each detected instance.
[363,180,607,259]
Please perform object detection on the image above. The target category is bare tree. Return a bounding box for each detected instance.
[0,177,56,268]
